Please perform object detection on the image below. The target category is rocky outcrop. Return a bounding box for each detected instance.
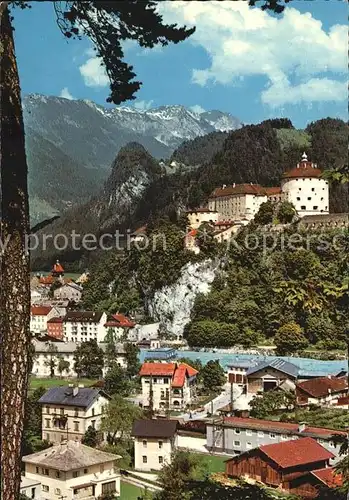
[148,259,219,337]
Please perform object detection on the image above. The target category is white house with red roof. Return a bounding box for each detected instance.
[139,362,198,411]
[30,305,58,334]
[104,313,136,340]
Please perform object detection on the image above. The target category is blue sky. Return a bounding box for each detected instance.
[13,1,348,128]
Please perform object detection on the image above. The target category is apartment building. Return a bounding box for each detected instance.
[39,386,110,444]
[63,311,107,343]
[206,416,345,462]
[30,306,57,334]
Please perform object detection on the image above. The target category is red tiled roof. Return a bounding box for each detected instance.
[47,317,63,324]
[260,437,334,469]
[39,276,54,285]
[265,187,282,195]
[214,220,235,227]
[110,313,135,328]
[139,362,199,387]
[297,376,348,398]
[31,306,52,316]
[209,184,265,198]
[311,468,343,488]
[283,161,322,179]
[221,416,346,438]
[139,363,176,377]
[52,261,64,273]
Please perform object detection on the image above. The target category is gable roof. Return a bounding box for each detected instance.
[23,441,121,471]
[63,311,103,323]
[108,313,135,328]
[132,419,178,438]
[246,358,299,378]
[31,305,52,316]
[139,362,198,388]
[311,468,343,488]
[38,386,110,408]
[259,437,334,469]
[297,376,348,398]
[218,416,346,439]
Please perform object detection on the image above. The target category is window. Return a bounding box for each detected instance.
[73,471,79,478]
[55,471,60,478]
[31,488,36,499]
[234,429,241,435]
[296,197,300,201]
[307,197,311,200]
[45,419,50,429]
[234,440,241,447]
[313,206,318,210]
[158,441,163,449]
[269,433,276,439]
[74,408,79,417]
[54,488,61,495]
[60,408,64,415]
[257,431,264,437]
[36,467,39,473]
[42,485,49,493]
[84,468,88,474]
[46,407,50,414]
[42,468,49,476]
[74,421,79,432]
[91,420,96,429]
[100,464,105,473]
[281,434,288,440]
[246,429,253,436]
[159,456,163,464]
[246,442,252,448]
[102,481,116,495]
[143,440,147,448]
[142,456,147,464]
[329,441,335,448]
[301,206,306,210]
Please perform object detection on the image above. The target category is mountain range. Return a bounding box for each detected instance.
[23,94,241,223]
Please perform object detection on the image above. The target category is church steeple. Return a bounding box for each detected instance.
[52,259,64,277]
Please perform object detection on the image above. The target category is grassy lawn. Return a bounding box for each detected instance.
[30,377,98,391]
[120,481,152,499]
[190,452,227,477]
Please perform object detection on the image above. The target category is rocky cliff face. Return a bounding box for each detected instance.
[148,259,219,337]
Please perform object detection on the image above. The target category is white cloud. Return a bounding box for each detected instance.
[59,87,75,100]
[79,56,109,88]
[134,99,154,111]
[158,2,347,107]
[190,104,206,114]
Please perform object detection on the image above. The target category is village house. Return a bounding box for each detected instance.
[22,440,121,499]
[186,208,219,229]
[53,282,83,303]
[246,359,299,394]
[63,311,107,343]
[136,338,161,350]
[132,419,178,471]
[206,416,345,460]
[30,306,59,334]
[104,313,136,340]
[225,437,337,498]
[139,362,198,411]
[296,375,348,407]
[289,467,343,498]
[20,476,41,499]
[38,386,110,444]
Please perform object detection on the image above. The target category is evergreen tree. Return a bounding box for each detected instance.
[104,328,117,369]
[74,340,104,378]
[124,342,140,378]
[81,425,100,448]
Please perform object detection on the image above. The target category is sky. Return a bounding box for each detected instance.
[13,1,348,128]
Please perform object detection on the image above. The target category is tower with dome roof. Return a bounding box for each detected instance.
[281,153,329,217]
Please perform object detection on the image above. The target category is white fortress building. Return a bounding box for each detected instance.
[206,153,329,222]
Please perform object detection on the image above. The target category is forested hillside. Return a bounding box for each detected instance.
[31,117,348,270]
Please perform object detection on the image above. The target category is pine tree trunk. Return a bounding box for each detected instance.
[0,6,31,500]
